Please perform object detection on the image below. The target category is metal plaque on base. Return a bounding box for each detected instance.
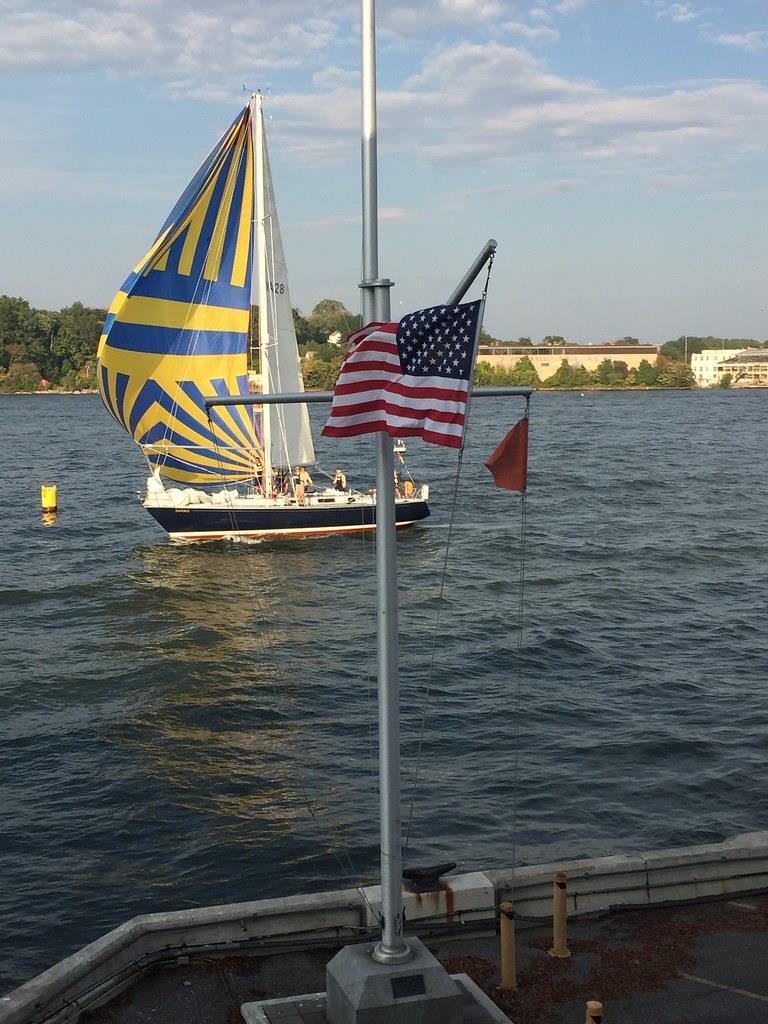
[324,937,463,1024]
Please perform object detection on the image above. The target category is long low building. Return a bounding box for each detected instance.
[476,344,658,377]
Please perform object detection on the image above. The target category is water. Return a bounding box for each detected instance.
[2,389,767,993]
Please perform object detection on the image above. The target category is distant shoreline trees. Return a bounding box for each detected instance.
[1,293,765,393]
[473,355,697,390]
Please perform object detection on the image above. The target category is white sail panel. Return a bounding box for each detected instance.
[260,124,315,470]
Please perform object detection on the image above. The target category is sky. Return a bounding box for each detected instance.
[1,0,767,345]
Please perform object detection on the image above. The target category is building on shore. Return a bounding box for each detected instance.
[476,344,658,378]
[713,350,768,387]
[690,349,746,387]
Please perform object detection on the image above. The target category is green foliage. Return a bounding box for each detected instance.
[0,296,48,374]
[0,295,103,389]
[472,352,697,391]
[480,329,503,346]
[718,373,733,388]
[474,361,504,386]
[636,358,658,386]
[509,355,541,386]
[0,294,362,392]
[52,303,105,373]
[0,360,42,392]
[660,336,765,363]
[0,293,749,397]
[301,351,344,390]
[655,356,695,388]
[594,358,622,386]
[542,358,591,388]
[59,361,97,391]
[292,307,316,347]
[474,355,541,387]
[307,299,362,344]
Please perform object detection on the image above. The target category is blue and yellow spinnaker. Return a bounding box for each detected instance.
[97,105,259,484]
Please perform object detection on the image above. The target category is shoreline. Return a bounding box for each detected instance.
[6,382,768,397]
[2,385,764,397]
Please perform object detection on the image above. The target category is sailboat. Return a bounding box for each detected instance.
[96,93,429,542]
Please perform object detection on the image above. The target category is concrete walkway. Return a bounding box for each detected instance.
[78,892,768,1024]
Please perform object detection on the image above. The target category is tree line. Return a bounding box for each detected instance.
[0,294,362,393]
[475,354,696,390]
[1,293,763,393]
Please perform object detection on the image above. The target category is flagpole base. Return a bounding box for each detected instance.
[325,937,464,1024]
[371,940,413,965]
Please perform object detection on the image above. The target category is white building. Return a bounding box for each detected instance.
[715,351,768,387]
[690,349,745,387]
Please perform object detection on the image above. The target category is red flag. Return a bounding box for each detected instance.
[485,417,528,492]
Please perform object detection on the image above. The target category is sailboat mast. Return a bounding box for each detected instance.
[360,0,409,967]
[254,92,273,493]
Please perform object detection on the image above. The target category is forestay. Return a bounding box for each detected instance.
[256,107,315,471]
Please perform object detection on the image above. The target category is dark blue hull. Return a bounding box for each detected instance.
[145,499,430,541]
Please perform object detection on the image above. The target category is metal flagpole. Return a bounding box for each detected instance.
[359,0,409,967]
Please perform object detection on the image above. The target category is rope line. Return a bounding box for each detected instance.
[509,400,530,901]
[403,256,497,857]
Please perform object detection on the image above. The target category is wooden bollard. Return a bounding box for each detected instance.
[548,870,571,958]
[586,999,603,1023]
[499,900,517,991]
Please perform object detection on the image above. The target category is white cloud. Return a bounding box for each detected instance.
[436,0,505,18]
[0,2,343,74]
[651,2,705,25]
[553,0,590,13]
[0,9,162,69]
[259,38,768,183]
[529,5,556,25]
[708,31,768,56]
[299,206,409,233]
[504,20,560,41]
[1,2,766,192]
[312,65,359,90]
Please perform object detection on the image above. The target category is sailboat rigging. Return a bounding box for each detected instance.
[96,92,429,542]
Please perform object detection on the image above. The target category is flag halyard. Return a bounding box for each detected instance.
[322,300,482,449]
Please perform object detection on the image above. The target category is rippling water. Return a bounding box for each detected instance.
[2,389,768,993]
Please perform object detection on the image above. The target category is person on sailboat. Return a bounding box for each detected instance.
[333,468,347,491]
[295,466,313,505]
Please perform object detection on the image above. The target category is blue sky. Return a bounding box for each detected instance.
[1,0,767,344]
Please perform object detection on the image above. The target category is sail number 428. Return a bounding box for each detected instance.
[267,281,285,294]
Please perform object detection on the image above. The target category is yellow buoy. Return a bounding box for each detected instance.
[41,483,58,513]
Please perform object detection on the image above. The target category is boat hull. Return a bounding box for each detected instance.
[144,498,430,542]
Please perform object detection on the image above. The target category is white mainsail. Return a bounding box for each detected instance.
[256,100,315,473]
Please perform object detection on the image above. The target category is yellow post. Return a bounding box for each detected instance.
[499,900,517,991]
[548,870,571,958]
[586,999,603,1023]
[40,484,58,513]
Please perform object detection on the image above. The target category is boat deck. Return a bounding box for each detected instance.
[80,892,768,1024]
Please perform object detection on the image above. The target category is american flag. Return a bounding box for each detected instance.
[322,300,482,449]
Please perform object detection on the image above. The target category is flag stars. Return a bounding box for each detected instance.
[396,300,480,379]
